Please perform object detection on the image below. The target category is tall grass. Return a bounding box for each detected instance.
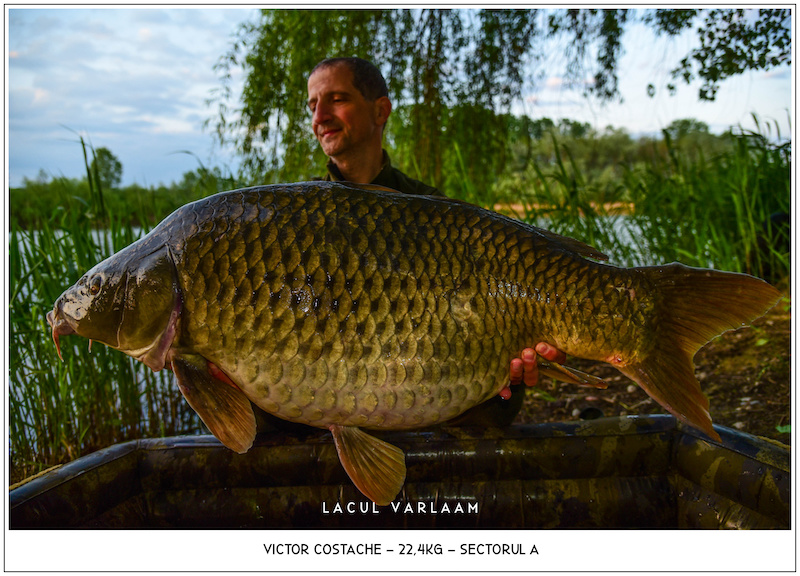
[7,143,231,482]
[9,221,194,473]
[504,120,791,282]
[628,120,790,281]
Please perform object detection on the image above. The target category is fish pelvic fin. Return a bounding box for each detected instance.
[538,359,608,389]
[171,354,256,454]
[329,424,406,506]
[622,264,784,442]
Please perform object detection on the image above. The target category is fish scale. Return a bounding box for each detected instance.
[47,181,783,504]
[176,187,511,427]
[176,186,523,429]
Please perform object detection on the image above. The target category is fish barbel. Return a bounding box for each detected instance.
[46,181,783,504]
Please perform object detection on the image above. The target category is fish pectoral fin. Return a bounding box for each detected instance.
[171,354,256,454]
[538,360,608,389]
[329,425,406,506]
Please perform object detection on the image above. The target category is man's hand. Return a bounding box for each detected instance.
[499,343,567,400]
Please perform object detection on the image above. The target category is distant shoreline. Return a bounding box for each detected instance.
[493,202,635,217]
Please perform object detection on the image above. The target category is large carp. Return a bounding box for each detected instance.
[47,181,782,504]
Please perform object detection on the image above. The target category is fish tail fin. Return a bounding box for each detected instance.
[618,264,783,441]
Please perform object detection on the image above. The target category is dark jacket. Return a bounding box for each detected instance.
[323,151,442,196]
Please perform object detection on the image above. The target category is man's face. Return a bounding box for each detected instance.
[307,64,388,159]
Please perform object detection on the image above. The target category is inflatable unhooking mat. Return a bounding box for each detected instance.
[9,415,790,528]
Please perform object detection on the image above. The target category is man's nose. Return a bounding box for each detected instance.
[312,101,331,125]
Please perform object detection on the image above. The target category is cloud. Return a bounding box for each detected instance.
[32,88,49,104]
[134,113,197,135]
[8,8,257,186]
[540,75,596,93]
[544,76,564,89]
[138,27,154,42]
[762,67,791,81]
[8,8,791,188]
[525,94,582,108]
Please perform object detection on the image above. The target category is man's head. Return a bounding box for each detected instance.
[312,57,389,101]
[307,57,391,161]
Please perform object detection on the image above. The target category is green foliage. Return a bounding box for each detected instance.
[664,118,709,140]
[8,152,244,482]
[10,213,191,481]
[209,9,559,190]
[10,165,241,231]
[547,9,629,100]
[8,217,200,480]
[630,118,790,280]
[90,146,123,190]
[208,9,397,180]
[649,9,792,100]
[498,116,791,285]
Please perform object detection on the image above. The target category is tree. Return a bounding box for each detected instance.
[209,8,791,196]
[664,118,710,141]
[209,9,560,192]
[645,9,792,101]
[558,119,594,140]
[90,147,123,190]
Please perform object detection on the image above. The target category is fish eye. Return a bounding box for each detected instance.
[89,275,102,295]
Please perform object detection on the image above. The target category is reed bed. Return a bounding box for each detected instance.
[8,124,791,482]
[507,121,791,281]
[9,220,197,480]
[8,142,219,483]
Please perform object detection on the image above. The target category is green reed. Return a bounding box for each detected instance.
[501,120,791,282]
[632,121,790,280]
[8,156,216,482]
[9,216,196,476]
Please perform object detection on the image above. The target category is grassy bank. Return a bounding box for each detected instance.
[8,125,791,483]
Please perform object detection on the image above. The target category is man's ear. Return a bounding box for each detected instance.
[375,96,392,127]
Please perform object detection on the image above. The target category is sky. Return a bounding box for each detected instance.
[6,7,794,189]
[7,7,256,188]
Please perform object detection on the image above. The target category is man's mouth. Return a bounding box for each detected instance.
[319,128,341,139]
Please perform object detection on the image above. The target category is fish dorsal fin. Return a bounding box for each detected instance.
[346,182,404,194]
[533,227,609,261]
[345,180,608,261]
[329,425,406,506]
[171,354,256,454]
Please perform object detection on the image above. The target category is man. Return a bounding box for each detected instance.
[307,57,439,196]
[307,57,566,423]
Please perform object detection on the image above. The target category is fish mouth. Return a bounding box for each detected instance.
[46,308,76,361]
